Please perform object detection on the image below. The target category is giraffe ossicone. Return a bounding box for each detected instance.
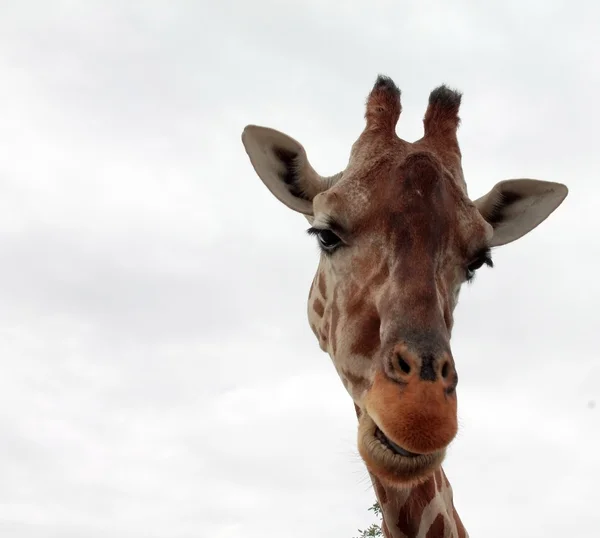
[241,75,568,537]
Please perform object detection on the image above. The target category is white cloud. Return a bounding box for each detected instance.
[0,1,598,537]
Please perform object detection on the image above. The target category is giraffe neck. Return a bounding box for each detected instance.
[370,469,467,538]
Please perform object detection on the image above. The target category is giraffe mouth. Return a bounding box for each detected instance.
[374,427,419,458]
[357,412,445,485]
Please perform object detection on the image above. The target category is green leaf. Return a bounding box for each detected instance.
[353,501,383,537]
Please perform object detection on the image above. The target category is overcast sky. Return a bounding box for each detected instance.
[0,1,598,537]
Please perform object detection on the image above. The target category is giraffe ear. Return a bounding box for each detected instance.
[474,179,568,247]
[241,125,341,215]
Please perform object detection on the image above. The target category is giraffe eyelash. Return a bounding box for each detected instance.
[465,248,493,282]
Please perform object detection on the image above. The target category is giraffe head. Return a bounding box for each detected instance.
[242,75,568,488]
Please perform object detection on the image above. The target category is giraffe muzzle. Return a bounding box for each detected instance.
[356,368,458,485]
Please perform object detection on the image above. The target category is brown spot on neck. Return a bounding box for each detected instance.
[396,476,437,536]
[425,514,446,538]
[371,469,465,538]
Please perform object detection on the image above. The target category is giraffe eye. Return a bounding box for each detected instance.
[465,248,494,282]
[307,227,342,252]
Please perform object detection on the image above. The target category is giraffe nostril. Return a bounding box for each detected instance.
[397,355,412,375]
[441,361,450,379]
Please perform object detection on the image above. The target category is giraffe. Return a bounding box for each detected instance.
[241,75,568,537]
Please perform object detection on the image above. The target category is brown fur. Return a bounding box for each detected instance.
[434,470,444,492]
[341,367,369,395]
[365,76,402,134]
[349,304,380,357]
[368,468,464,538]
[313,298,325,318]
[425,514,446,538]
[318,271,327,298]
[396,476,437,535]
[373,476,388,504]
[329,287,340,355]
[453,507,466,538]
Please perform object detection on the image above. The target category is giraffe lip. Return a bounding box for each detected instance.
[374,427,419,458]
[358,413,445,484]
